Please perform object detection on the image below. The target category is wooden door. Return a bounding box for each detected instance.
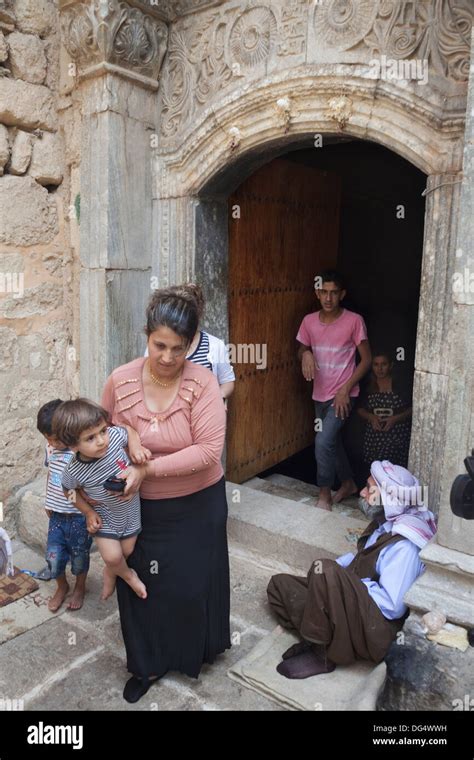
[226,157,341,483]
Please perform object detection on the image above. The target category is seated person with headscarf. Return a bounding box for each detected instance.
[267,460,437,679]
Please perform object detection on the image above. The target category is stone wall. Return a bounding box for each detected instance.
[0,0,75,532]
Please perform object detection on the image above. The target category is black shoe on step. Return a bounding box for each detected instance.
[123,676,156,703]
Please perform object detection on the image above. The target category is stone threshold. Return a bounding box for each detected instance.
[226,479,369,572]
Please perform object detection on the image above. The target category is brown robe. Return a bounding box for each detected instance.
[267,520,409,666]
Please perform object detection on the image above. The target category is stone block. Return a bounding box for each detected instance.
[0,122,9,174]
[0,251,24,302]
[0,175,57,245]
[0,76,56,130]
[427,623,470,652]
[14,475,48,551]
[227,481,367,571]
[43,30,59,92]
[404,541,474,628]
[7,31,47,84]
[28,129,63,185]
[0,418,44,506]
[0,617,104,705]
[0,325,19,370]
[80,109,153,268]
[379,622,474,711]
[0,29,7,61]
[8,127,34,174]
[408,370,449,515]
[414,174,462,375]
[79,268,151,400]
[13,0,57,38]
[0,280,63,318]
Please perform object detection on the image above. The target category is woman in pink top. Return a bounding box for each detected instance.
[101,288,230,703]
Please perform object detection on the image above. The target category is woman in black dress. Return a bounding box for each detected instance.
[358,352,412,469]
[101,288,231,702]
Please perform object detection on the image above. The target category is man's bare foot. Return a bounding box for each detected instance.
[67,587,85,610]
[315,487,332,511]
[333,479,358,504]
[127,568,147,600]
[48,582,70,612]
[315,498,332,511]
[101,567,117,601]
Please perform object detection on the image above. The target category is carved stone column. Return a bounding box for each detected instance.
[381,28,474,711]
[60,0,169,89]
[151,193,230,341]
[59,0,168,399]
[409,172,463,512]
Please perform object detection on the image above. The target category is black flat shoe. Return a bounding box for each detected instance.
[123,676,156,703]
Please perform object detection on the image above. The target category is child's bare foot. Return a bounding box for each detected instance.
[333,479,358,504]
[68,574,87,610]
[67,587,85,610]
[101,567,117,601]
[48,582,70,612]
[127,568,147,600]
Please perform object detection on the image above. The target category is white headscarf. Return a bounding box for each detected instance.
[370,460,437,549]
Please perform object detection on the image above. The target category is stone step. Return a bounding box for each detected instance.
[226,481,369,572]
[244,473,366,522]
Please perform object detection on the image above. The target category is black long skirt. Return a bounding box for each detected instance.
[116,476,231,679]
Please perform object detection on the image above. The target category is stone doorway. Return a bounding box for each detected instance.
[198,137,426,496]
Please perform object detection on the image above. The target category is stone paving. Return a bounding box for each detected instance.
[0,536,385,711]
[0,539,289,711]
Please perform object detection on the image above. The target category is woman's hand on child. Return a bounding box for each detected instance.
[120,464,148,498]
[86,510,102,534]
[128,443,153,465]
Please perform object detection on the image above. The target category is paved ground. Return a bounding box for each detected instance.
[1,477,382,712]
[0,539,296,711]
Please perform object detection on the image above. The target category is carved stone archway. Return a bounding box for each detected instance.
[59,0,474,646]
[151,70,464,516]
[40,0,474,713]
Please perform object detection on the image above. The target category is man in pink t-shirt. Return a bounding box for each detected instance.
[297,270,371,510]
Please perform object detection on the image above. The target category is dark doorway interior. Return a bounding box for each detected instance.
[259,139,426,488]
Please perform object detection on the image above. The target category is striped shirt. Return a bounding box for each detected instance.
[61,426,141,539]
[188,331,212,369]
[45,446,80,514]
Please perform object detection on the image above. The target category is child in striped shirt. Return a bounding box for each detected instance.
[53,399,148,602]
[37,400,92,612]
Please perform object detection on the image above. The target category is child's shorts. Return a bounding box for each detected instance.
[46,512,92,578]
[94,493,141,541]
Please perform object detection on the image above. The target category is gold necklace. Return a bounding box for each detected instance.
[148,361,182,388]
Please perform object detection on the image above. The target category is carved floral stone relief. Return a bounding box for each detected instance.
[160,1,309,137]
[313,0,472,82]
[60,0,169,84]
[159,0,472,138]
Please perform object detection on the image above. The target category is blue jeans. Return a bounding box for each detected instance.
[46,512,92,578]
[314,398,354,488]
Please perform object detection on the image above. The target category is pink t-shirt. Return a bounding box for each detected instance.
[296,308,368,402]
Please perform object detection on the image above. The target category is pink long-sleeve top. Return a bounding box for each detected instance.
[101,357,226,499]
